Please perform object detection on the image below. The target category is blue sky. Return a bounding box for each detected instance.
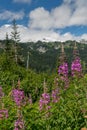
[0,0,87,42]
[0,0,62,25]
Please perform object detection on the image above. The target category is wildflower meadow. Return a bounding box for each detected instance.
[0,43,87,130]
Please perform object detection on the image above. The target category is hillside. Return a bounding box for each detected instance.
[0,40,87,73]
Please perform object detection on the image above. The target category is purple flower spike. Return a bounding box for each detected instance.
[58,62,68,77]
[0,109,8,119]
[14,118,24,130]
[12,89,25,106]
[39,93,50,111]
[52,89,60,103]
[71,58,82,77]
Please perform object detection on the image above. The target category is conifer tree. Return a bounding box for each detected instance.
[5,33,11,60]
[0,33,13,70]
[11,19,20,64]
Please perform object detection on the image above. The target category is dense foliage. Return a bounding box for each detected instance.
[0,40,87,130]
[0,40,87,73]
[1,72,87,129]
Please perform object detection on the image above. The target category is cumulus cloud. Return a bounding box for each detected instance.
[28,5,71,29]
[28,0,87,30]
[0,0,87,42]
[29,7,53,30]
[81,34,87,41]
[13,0,31,4]
[69,0,87,26]
[51,4,71,28]
[0,10,25,21]
[0,25,12,40]
[0,24,86,42]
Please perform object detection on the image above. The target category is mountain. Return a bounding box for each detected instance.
[0,40,87,73]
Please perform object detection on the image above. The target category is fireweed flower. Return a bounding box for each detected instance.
[0,86,4,99]
[58,43,68,77]
[51,88,60,103]
[39,93,50,111]
[58,62,69,89]
[12,89,25,106]
[0,109,8,119]
[71,58,82,77]
[58,62,68,77]
[14,118,24,130]
[71,42,82,77]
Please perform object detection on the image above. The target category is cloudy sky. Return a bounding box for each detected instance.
[0,0,87,42]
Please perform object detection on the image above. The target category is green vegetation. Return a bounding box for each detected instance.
[0,39,87,73]
[0,38,87,129]
[0,21,87,129]
[0,68,87,129]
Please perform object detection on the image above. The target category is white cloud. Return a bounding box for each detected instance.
[28,5,71,29]
[28,0,87,30]
[13,0,31,4]
[51,4,71,28]
[81,34,87,41]
[0,25,12,40]
[0,24,86,42]
[0,10,25,21]
[0,0,87,42]
[68,0,87,26]
[29,7,53,30]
